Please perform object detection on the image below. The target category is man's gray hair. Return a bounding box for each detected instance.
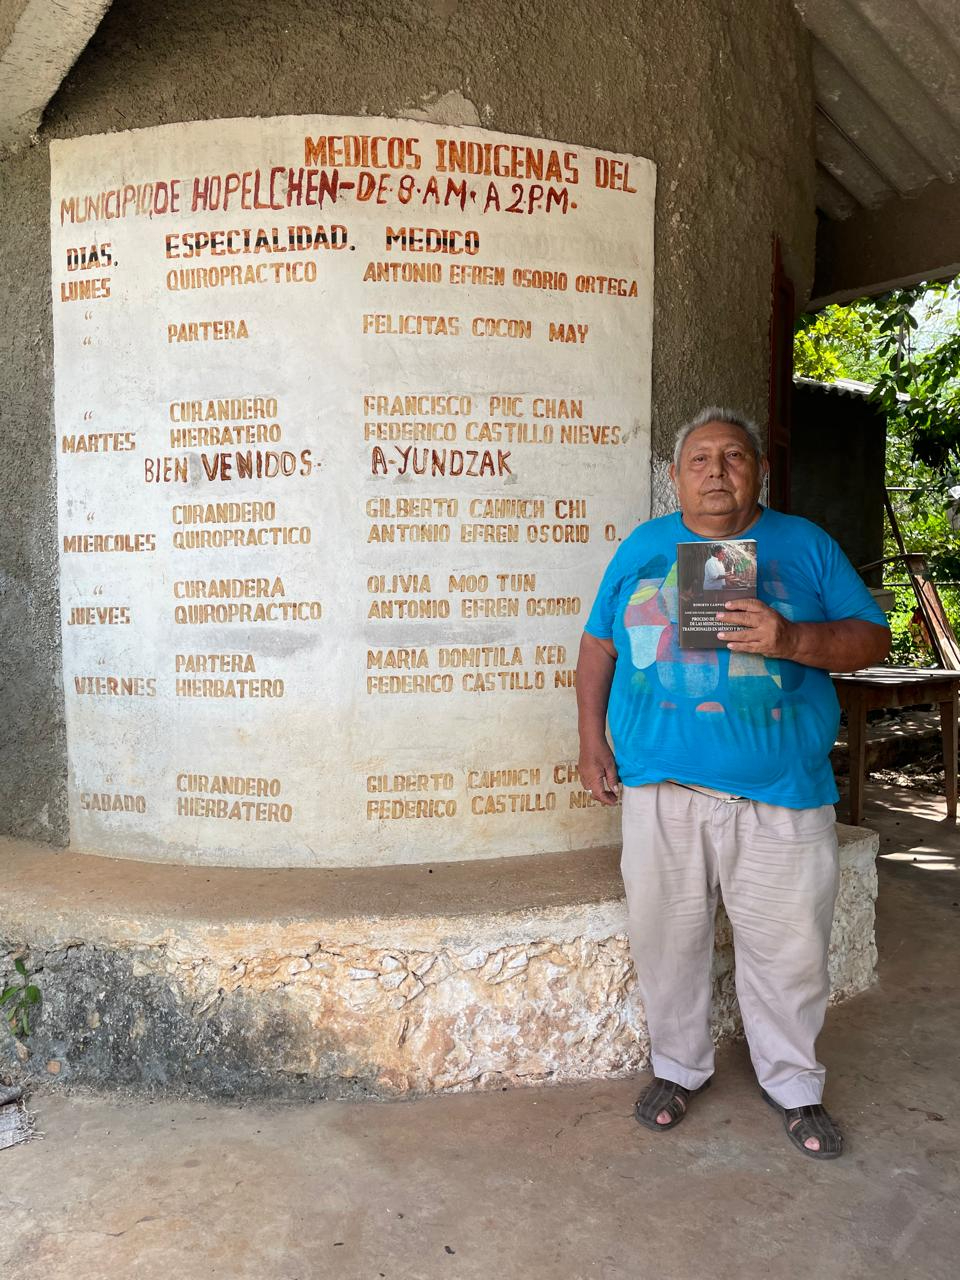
[673,407,765,468]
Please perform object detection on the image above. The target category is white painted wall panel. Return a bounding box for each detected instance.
[50,114,654,866]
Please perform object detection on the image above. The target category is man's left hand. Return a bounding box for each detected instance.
[717,598,796,658]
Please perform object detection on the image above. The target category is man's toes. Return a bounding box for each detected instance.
[657,1109,673,1125]
[788,1118,822,1151]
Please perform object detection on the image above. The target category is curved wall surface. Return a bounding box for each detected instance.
[51,114,653,865]
[0,0,816,856]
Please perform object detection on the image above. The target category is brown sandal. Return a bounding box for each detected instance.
[761,1088,844,1159]
[634,1076,711,1132]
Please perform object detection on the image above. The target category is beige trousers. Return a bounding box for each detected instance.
[621,782,839,1108]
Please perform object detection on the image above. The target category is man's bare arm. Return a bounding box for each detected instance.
[576,632,621,806]
[718,599,891,671]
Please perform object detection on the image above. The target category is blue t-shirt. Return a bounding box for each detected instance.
[584,508,888,808]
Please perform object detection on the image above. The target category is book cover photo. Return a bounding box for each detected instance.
[677,539,758,649]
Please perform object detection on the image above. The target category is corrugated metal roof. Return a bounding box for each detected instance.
[794,0,960,219]
[794,375,877,397]
[794,375,910,402]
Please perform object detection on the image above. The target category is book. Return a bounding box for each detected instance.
[677,539,757,649]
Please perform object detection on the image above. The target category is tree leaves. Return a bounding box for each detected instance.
[794,279,960,477]
[1,957,42,1039]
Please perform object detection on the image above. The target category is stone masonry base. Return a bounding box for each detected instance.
[0,827,878,1098]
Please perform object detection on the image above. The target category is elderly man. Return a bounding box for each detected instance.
[577,407,890,1159]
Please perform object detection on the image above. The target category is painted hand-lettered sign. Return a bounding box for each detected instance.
[50,114,654,866]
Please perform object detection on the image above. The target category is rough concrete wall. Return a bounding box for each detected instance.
[0,143,66,844]
[0,0,816,843]
[813,182,960,308]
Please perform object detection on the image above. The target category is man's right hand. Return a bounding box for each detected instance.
[578,740,621,806]
[576,632,620,806]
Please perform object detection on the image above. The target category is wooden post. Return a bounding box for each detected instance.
[941,693,959,821]
[846,688,867,826]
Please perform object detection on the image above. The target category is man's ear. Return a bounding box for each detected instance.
[668,462,677,487]
[760,455,770,479]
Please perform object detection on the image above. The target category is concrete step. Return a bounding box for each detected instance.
[0,828,879,1100]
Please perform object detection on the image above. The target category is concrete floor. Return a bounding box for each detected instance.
[2,781,958,1280]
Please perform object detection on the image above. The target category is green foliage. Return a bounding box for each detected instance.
[885,436,960,581]
[1,957,42,1039]
[886,588,932,666]
[795,279,960,651]
[868,283,960,473]
[793,301,884,383]
[886,584,960,666]
[795,280,960,475]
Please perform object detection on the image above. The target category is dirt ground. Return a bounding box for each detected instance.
[1,779,958,1280]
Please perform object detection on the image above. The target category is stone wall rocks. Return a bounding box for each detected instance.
[0,827,878,1098]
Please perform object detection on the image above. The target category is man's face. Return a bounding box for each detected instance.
[669,422,766,522]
